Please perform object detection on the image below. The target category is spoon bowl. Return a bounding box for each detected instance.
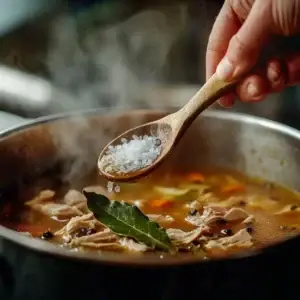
[98,120,174,182]
[98,73,237,182]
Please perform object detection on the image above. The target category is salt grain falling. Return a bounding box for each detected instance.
[107,181,121,193]
[107,181,114,193]
[101,135,162,174]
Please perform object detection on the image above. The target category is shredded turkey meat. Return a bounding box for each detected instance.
[55,212,148,252]
[27,187,257,253]
[166,226,210,247]
[186,200,203,210]
[27,189,90,220]
[205,228,253,250]
[186,206,253,227]
[243,215,255,224]
[181,206,255,250]
[224,208,250,221]
[63,190,89,213]
[55,213,104,237]
[26,190,55,205]
[147,214,174,224]
[186,206,225,226]
[119,238,148,252]
[197,192,220,203]
[31,203,84,220]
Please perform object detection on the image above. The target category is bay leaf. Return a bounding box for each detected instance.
[84,191,173,252]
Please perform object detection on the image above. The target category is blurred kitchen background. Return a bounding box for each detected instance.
[0,0,299,128]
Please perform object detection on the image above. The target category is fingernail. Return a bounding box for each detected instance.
[218,100,231,108]
[267,66,280,83]
[216,57,234,80]
[247,83,259,97]
[218,95,235,107]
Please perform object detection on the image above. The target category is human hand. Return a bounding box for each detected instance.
[206,0,300,107]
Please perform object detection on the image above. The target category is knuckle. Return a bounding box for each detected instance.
[227,33,249,60]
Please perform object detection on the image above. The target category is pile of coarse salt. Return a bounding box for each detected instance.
[101,135,162,174]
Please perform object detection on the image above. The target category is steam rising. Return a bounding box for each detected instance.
[47,5,188,111]
[45,5,191,184]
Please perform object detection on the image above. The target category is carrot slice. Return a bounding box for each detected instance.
[150,199,173,208]
[186,172,205,182]
[221,184,245,194]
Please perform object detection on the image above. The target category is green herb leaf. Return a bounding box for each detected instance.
[84,191,173,252]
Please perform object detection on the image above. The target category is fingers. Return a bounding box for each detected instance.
[233,54,300,102]
[206,1,241,106]
[236,75,270,102]
[285,53,300,85]
[266,60,286,92]
[218,93,236,107]
[216,0,272,81]
[219,60,282,106]
[206,1,241,80]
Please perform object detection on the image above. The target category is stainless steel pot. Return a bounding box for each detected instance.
[0,108,300,300]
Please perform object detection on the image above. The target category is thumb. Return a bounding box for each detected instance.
[216,0,273,81]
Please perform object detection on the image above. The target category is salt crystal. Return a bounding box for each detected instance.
[107,181,114,193]
[101,135,162,174]
[107,181,121,193]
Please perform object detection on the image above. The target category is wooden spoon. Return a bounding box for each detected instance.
[98,73,237,182]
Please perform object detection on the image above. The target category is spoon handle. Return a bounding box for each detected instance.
[174,73,237,129]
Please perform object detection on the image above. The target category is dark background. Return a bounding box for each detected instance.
[0,0,298,129]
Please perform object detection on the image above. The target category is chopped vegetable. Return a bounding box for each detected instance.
[150,199,173,208]
[248,196,280,211]
[225,175,240,185]
[179,183,210,192]
[221,184,245,194]
[84,191,173,252]
[154,186,190,197]
[186,172,205,182]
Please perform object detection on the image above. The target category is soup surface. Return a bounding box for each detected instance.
[1,168,300,259]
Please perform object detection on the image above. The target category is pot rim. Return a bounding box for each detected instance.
[1,107,300,267]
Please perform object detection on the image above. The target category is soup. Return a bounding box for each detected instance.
[1,168,300,259]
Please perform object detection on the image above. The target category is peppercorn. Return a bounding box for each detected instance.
[189,209,198,216]
[246,227,253,233]
[41,231,53,240]
[290,205,298,211]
